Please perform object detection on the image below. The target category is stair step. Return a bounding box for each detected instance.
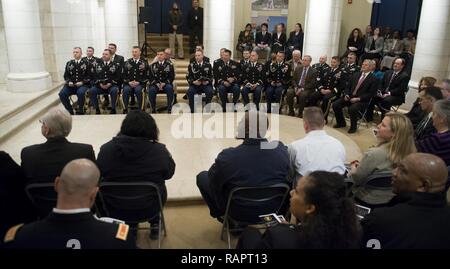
[0,83,63,144]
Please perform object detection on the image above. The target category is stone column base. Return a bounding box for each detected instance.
[6,72,52,93]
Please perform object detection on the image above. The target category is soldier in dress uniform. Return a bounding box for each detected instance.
[89,49,121,114]
[82,47,100,87]
[122,46,149,113]
[339,52,361,96]
[190,45,210,64]
[59,47,90,115]
[312,55,331,87]
[148,49,175,114]
[3,159,136,249]
[186,50,213,113]
[241,51,265,110]
[309,56,342,122]
[213,49,240,112]
[103,43,125,107]
[265,51,291,113]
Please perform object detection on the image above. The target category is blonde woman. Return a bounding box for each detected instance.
[351,112,416,206]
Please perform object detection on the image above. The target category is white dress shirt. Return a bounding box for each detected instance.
[53,208,91,214]
[288,130,346,177]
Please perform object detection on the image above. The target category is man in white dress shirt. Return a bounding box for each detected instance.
[288,107,346,182]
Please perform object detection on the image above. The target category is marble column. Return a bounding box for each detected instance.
[104,0,138,58]
[303,0,343,63]
[1,0,51,92]
[203,0,235,59]
[406,0,450,108]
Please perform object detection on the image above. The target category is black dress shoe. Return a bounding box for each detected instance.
[288,111,295,117]
[123,109,128,114]
[76,110,84,115]
[348,127,357,134]
[110,109,116,115]
[333,123,346,128]
[95,109,101,115]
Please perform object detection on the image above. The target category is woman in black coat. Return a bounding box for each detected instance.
[286,23,304,60]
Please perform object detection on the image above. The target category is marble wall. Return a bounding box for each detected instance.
[0,3,9,89]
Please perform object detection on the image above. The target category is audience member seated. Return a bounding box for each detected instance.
[254,23,272,62]
[332,59,379,134]
[342,28,365,61]
[363,25,372,43]
[237,171,360,249]
[196,112,289,222]
[21,107,95,185]
[437,79,450,100]
[286,50,302,75]
[236,23,254,55]
[416,100,450,169]
[288,107,346,181]
[286,55,317,117]
[286,23,304,60]
[361,153,450,249]
[360,27,384,63]
[3,159,136,249]
[351,113,416,207]
[401,29,416,74]
[0,151,36,240]
[406,76,437,128]
[271,24,287,55]
[338,52,361,96]
[371,58,384,80]
[97,111,175,239]
[189,45,210,64]
[380,30,404,71]
[366,57,410,121]
[415,87,444,140]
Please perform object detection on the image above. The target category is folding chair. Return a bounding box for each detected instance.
[97,181,168,248]
[220,183,290,249]
[25,183,57,219]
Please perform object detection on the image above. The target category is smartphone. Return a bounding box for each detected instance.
[259,213,286,226]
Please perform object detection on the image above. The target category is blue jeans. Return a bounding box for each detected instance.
[218,83,240,112]
[187,84,214,113]
[89,85,119,110]
[148,84,174,112]
[59,85,88,113]
[266,85,284,113]
[242,85,263,110]
[122,84,144,110]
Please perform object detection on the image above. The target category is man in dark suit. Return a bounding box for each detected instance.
[196,112,290,222]
[271,24,287,54]
[286,55,317,117]
[21,107,95,185]
[415,87,444,140]
[188,0,204,54]
[4,159,136,249]
[254,23,272,61]
[362,153,450,249]
[333,59,379,133]
[366,58,410,121]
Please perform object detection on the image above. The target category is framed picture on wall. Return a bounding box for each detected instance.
[251,0,289,11]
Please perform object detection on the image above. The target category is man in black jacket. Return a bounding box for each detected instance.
[254,23,272,62]
[415,87,443,140]
[366,58,410,121]
[196,112,290,222]
[187,50,214,113]
[188,0,204,54]
[332,59,379,133]
[362,153,450,249]
[4,159,136,249]
[21,107,96,185]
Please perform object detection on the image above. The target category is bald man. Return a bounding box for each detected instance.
[4,159,136,249]
[362,153,450,249]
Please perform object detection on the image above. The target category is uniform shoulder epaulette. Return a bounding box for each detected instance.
[4,224,24,243]
[115,223,130,241]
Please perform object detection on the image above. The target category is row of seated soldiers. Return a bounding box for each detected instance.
[59,44,175,115]
[60,45,409,132]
